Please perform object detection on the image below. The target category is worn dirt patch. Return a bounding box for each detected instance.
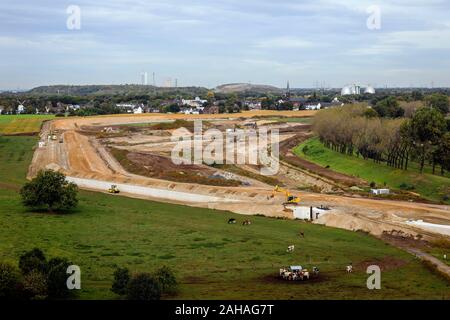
[355,256,408,271]
[261,274,329,285]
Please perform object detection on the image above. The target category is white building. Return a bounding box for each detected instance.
[304,102,322,110]
[370,189,390,195]
[289,206,331,220]
[17,104,25,114]
[116,103,144,114]
[182,97,207,108]
[133,106,143,114]
[182,106,204,115]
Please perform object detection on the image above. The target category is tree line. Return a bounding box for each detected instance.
[313,103,449,175]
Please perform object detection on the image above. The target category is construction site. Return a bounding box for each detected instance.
[27,111,450,245]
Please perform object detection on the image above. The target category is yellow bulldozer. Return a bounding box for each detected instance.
[273,185,300,205]
[108,185,120,194]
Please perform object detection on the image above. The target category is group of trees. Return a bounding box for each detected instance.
[0,248,74,300]
[313,103,449,175]
[111,266,178,300]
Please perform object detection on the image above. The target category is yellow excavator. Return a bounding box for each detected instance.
[108,185,120,194]
[273,185,300,205]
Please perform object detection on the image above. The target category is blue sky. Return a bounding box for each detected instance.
[1,0,450,90]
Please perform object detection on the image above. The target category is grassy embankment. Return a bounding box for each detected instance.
[0,135,448,299]
[294,137,450,204]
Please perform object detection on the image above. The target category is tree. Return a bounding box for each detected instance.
[23,271,48,300]
[20,170,78,212]
[112,267,130,296]
[19,248,47,275]
[127,273,161,300]
[373,96,404,118]
[206,91,215,102]
[432,132,450,175]
[0,263,23,299]
[411,90,424,101]
[46,257,72,298]
[424,93,449,114]
[407,108,446,173]
[154,266,178,294]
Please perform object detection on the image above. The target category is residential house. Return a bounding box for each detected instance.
[243,100,262,110]
[182,97,207,108]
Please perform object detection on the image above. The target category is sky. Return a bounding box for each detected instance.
[0,0,450,90]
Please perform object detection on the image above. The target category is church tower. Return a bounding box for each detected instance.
[285,81,291,98]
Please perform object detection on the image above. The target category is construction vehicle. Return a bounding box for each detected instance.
[273,185,300,205]
[108,185,120,194]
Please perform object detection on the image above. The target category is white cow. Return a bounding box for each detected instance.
[346,265,353,273]
[287,245,295,253]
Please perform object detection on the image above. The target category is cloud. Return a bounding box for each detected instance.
[349,29,450,56]
[1,0,450,88]
[254,36,316,49]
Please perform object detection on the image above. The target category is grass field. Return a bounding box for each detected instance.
[0,135,448,299]
[0,114,54,135]
[294,137,450,204]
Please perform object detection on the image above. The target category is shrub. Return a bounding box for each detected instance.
[127,273,161,301]
[369,181,376,188]
[399,182,415,191]
[19,248,47,275]
[0,263,23,299]
[46,257,72,298]
[154,266,178,294]
[23,271,48,300]
[111,267,130,296]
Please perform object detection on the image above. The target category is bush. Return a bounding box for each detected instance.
[19,248,47,275]
[399,182,415,190]
[154,266,178,294]
[369,181,376,188]
[46,257,72,299]
[23,271,48,300]
[111,267,130,296]
[20,170,78,212]
[0,263,23,299]
[127,273,161,301]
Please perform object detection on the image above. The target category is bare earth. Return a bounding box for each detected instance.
[28,111,449,244]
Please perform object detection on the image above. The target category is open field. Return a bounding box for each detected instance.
[0,136,449,299]
[294,137,450,204]
[0,114,54,135]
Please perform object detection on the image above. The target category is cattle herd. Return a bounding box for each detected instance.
[279,266,320,281]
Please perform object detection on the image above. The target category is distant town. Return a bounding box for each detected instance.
[0,82,449,117]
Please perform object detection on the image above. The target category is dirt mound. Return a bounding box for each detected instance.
[111,148,242,187]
